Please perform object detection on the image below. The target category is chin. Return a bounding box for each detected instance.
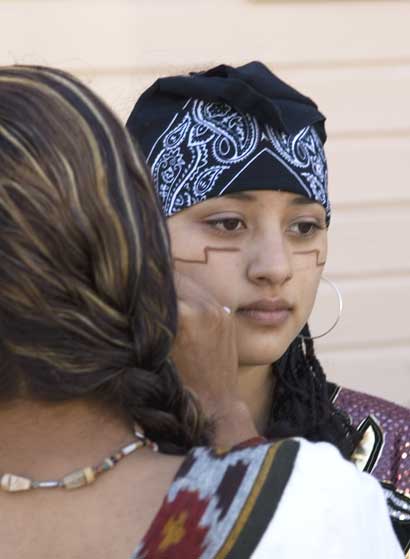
[235,322,301,368]
[237,345,289,368]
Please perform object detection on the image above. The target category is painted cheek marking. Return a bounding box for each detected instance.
[292,249,327,271]
[172,247,325,272]
[173,246,241,265]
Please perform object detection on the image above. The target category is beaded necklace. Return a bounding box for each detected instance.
[0,431,158,493]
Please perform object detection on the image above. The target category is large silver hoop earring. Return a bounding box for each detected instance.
[298,275,343,341]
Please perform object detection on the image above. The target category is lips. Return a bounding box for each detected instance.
[237,298,293,327]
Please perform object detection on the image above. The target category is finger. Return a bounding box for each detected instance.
[174,270,201,301]
[174,270,218,307]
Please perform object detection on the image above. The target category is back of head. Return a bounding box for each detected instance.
[0,66,205,452]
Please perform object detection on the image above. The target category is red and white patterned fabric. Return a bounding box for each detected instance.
[132,438,401,559]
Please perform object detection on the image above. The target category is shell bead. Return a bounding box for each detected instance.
[1,473,32,492]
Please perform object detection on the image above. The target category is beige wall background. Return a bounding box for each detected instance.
[1,0,409,407]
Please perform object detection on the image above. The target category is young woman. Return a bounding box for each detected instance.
[0,65,401,558]
[127,61,410,555]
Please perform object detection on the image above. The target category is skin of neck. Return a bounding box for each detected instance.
[0,397,135,480]
[237,363,275,434]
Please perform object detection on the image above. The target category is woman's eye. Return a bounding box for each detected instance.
[206,218,245,232]
[289,222,321,236]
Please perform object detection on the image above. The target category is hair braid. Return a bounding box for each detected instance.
[266,324,361,458]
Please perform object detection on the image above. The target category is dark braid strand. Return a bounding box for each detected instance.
[266,324,361,458]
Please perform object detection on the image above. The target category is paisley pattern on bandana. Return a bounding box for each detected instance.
[265,126,329,211]
[148,99,329,219]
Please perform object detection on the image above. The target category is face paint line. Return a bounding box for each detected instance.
[292,249,326,268]
[173,246,241,266]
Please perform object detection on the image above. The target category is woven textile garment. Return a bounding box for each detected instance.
[132,438,401,559]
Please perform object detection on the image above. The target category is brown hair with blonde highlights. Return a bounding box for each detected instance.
[0,66,207,453]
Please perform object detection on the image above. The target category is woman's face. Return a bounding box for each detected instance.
[168,190,328,366]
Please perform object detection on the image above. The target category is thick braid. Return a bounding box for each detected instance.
[112,361,211,454]
[302,325,361,456]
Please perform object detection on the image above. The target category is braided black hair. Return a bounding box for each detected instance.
[266,324,361,458]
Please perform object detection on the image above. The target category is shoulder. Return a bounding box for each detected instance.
[330,385,410,555]
[272,439,402,558]
[332,384,410,427]
[173,436,301,487]
[135,439,402,559]
[168,437,301,515]
[331,385,410,491]
[252,439,403,558]
[134,438,300,559]
[292,438,380,497]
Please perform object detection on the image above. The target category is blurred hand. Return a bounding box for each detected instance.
[172,271,257,446]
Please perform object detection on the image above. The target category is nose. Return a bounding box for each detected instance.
[246,233,293,287]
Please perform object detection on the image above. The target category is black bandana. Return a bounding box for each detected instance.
[127,62,330,222]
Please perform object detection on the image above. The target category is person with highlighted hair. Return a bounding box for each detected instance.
[127,61,410,555]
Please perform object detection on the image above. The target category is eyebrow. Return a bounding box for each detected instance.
[288,196,321,207]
